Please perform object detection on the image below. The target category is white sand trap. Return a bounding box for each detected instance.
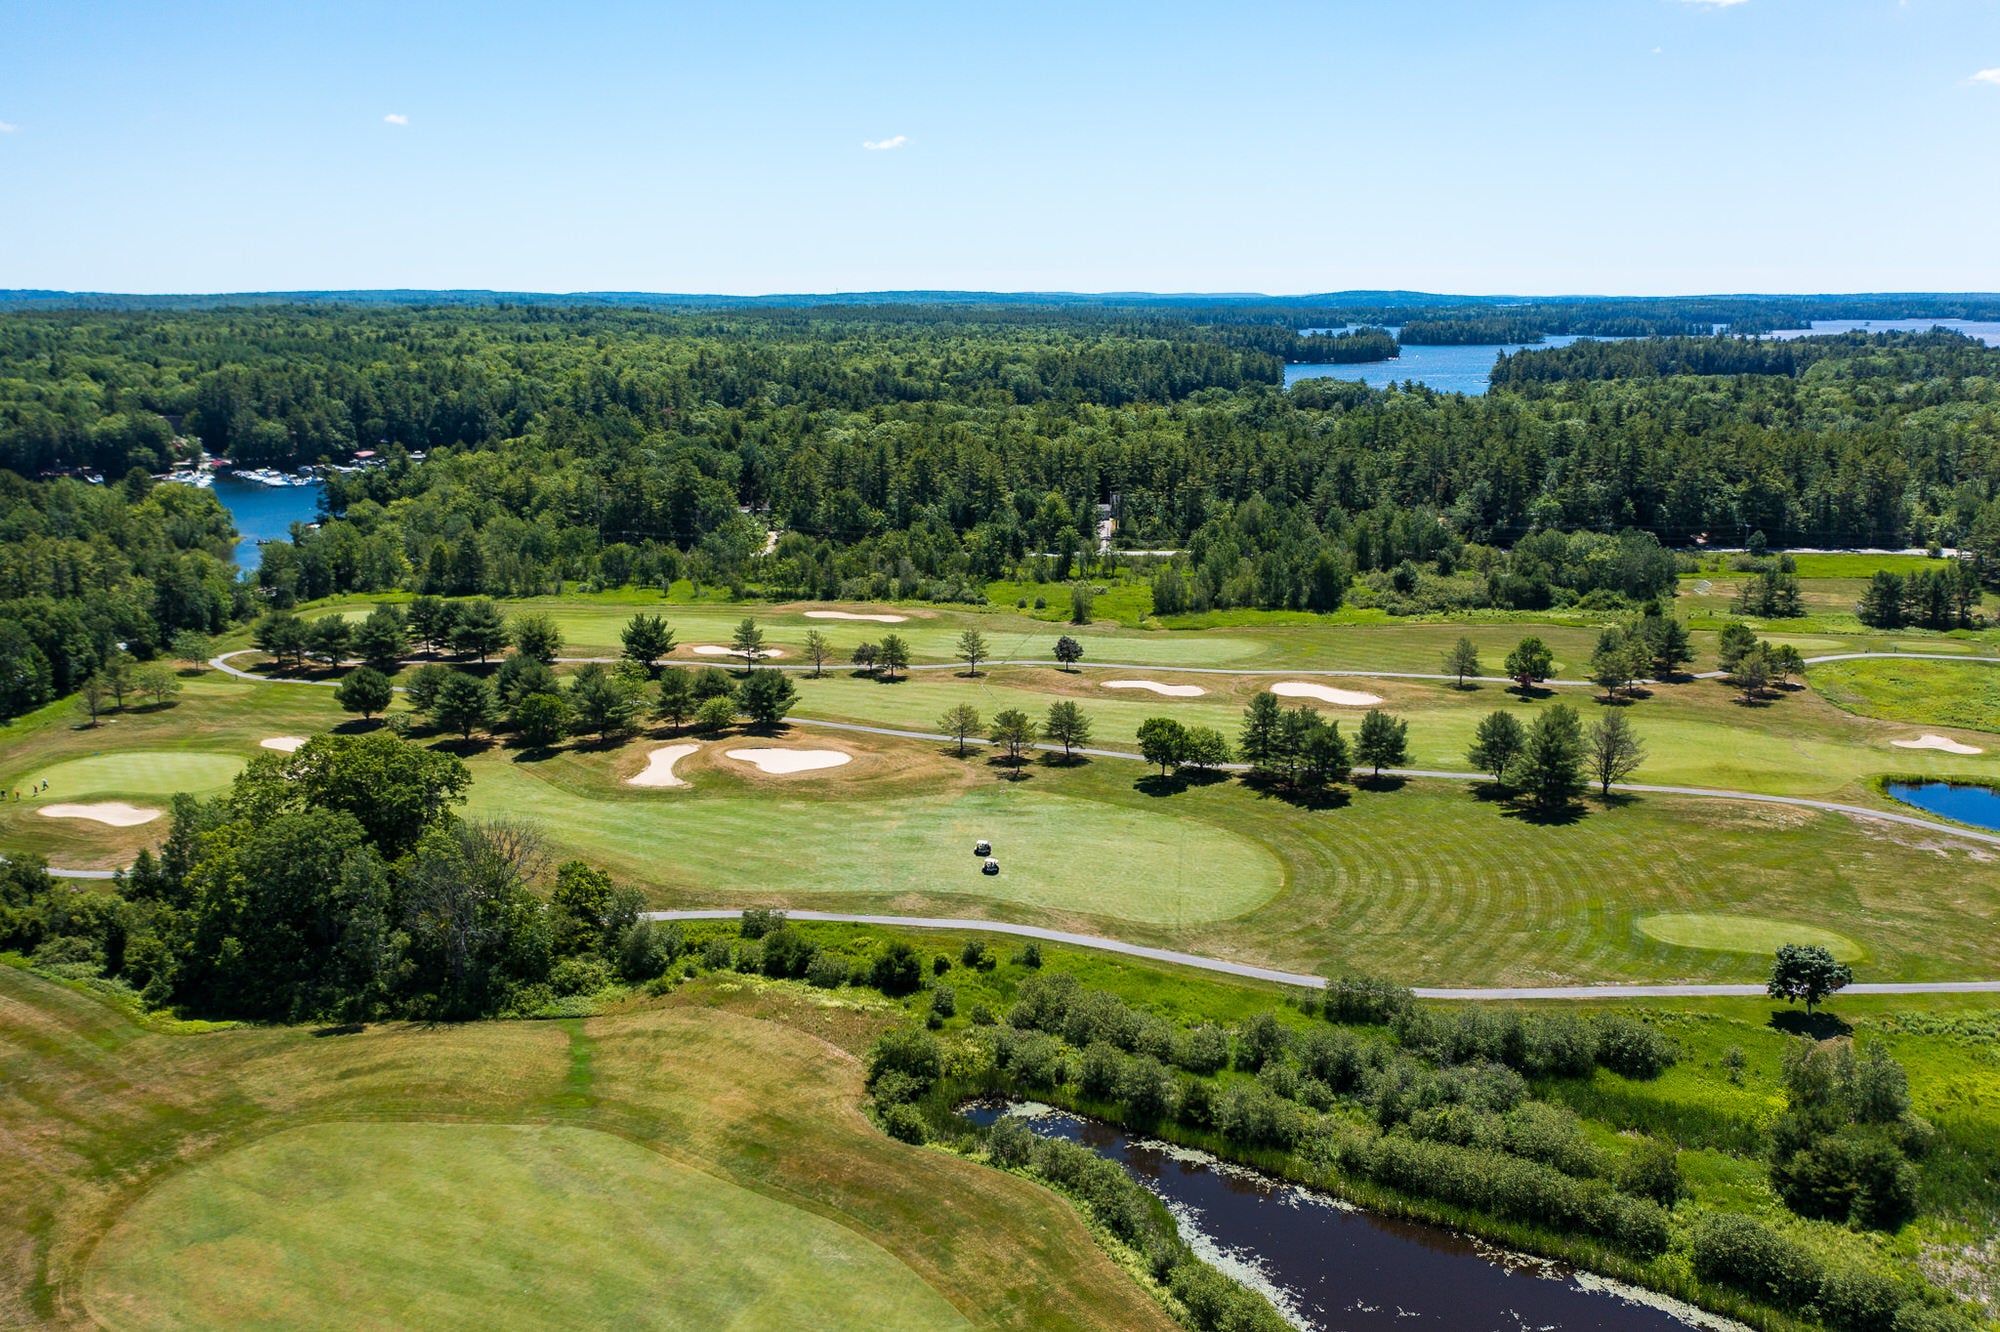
[689,645,786,659]
[260,735,307,752]
[725,748,852,774]
[1892,733,1985,755]
[1270,681,1385,708]
[803,610,908,624]
[628,743,701,788]
[39,802,161,827]
[1103,679,1207,698]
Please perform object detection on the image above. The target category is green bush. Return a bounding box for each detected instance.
[1820,1266,1904,1332]
[758,925,817,978]
[869,941,924,995]
[988,1114,1036,1167]
[882,1103,929,1144]
[549,955,611,997]
[1593,1014,1676,1079]
[805,950,850,989]
[1168,1261,1292,1332]
[615,920,681,981]
[1173,1023,1232,1075]
[1614,1135,1683,1205]
[1079,1041,1124,1099]
[867,1026,943,1093]
[699,937,733,969]
[1691,1213,1824,1306]
[930,983,956,1019]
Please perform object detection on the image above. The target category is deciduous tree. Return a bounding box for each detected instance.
[1467,709,1525,782]
[1444,636,1481,688]
[938,703,982,756]
[1586,710,1646,795]
[1044,700,1092,759]
[1053,635,1084,671]
[336,665,393,719]
[1354,709,1409,777]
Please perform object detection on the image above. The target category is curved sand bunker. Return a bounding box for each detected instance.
[725,748,852,774]
[628,744,700,788]
[1270,681,1385,708]
[689,645,786,659]
[1102,679,1206,698]
[803,610,907,624]
[261,736,307,752]
[1891,734,1984,755]
[40,802,162,827]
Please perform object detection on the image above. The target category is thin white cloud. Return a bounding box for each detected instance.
[0,121,16,133]
[1973,68,2000,86]
[1678,0,1749,6]
[862,135,907,151]
[383,112,409,125]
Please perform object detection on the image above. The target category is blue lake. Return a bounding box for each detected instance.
[1766,319,2000,348]
[1284,332,1609,396]
[211,475,324,569]
[1885,781,2000,832]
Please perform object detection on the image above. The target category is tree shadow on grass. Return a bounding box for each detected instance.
[427,736,496,757]
[1238,772,1350,810]
[333,717,385,734]
[1355,774,1407,794]
[1500,800,1587,827]
[985,755,1033,781]
[1510,683,1555,701]
[1135,772,1188,797]
[312,1023,365,1038]
[1769,1009,1852,1040]
[1468,779,1513,804]
[1590,791,1642,810]
[1037,751,1091,769]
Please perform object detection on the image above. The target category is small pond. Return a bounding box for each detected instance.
[961,1100,1738,1332]
[1885,781,2000,833]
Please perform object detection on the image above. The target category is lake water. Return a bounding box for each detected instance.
[1764,319,2000,348]
[1885,781,2000,832]
[962,1101,1730,1332]
[210,475,324,569]
[1284,332,1609,396]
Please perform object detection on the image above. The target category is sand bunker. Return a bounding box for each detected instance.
[725,748,852,774]
[260,736,307,753]
[1270,681,1385,708]
[39,802,162,827]
[1102,679,1207,698]
[627,743,700,788]
[803,610,908,624]
[1892,734,1985,755]
[689,645,785,659]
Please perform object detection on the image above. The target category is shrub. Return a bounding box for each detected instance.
[1117,1054,1176,1122]
[1506,1101,1604,1178]
[1213,1083,1306,1149]
[805,950,850,989]
[959,938,992,969]
[1015,941,1042,968]
[1772,1126,1919,1230]
[1322,972,1415,1024]
[930,983,957,1019]
[1691,1213,1823,1306]
[549,955,612,997]
[616,921,681,981]
[869,942,925,995]
[699,937,733,969]
[1616,1135,1683,1205]
[1080,1041,1124,1099]
[988,1114,1036,1167]
[1594,1014,1676,1079]
[867,1026,943,1092]
[1062,989,1141,1051]
[995,1029,1066,1087]
[1173,1024,1232,1075]
[1295,1025,1366,1091]
[1168,1261,1292,1332]
[739,907,785,939]
[970,1001,995,1025]
[1820,1266,1904,1332]
[759,925,817,978]
[733,940,763,973]
[882,1103,929,1144]
[1234,1010,1287,1071]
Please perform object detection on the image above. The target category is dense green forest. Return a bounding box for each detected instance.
[1,304,1998,717]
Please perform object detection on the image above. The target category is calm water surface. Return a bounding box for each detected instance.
[1885,781,2000,832]
[963,1102,1733,1332]
[1284,332,1610,396]
[1765,319,2000,347]
[210,475,324,569]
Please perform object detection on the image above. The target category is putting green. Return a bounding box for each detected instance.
[471,769,1283,925]
[1638,913,1865,961]
[84,1121,971,1332]
[15,751,245,800]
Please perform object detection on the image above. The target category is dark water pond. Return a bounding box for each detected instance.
[1885,781,2000,832]
[962,1101,1734,1332]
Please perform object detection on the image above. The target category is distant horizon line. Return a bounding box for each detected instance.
[5,287,2000,307]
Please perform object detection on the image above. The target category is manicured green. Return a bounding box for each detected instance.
[18,751,246,800]
[1636,913,1863,961]
[86,1121,970,1332]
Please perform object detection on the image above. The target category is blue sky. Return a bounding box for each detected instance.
[2,1,1997,295]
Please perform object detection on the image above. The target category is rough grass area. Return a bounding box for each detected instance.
[1811,657,2000,736]
[0,965,1174,1332]
[85,1121,970,1332]
[1636,913,1864,960]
